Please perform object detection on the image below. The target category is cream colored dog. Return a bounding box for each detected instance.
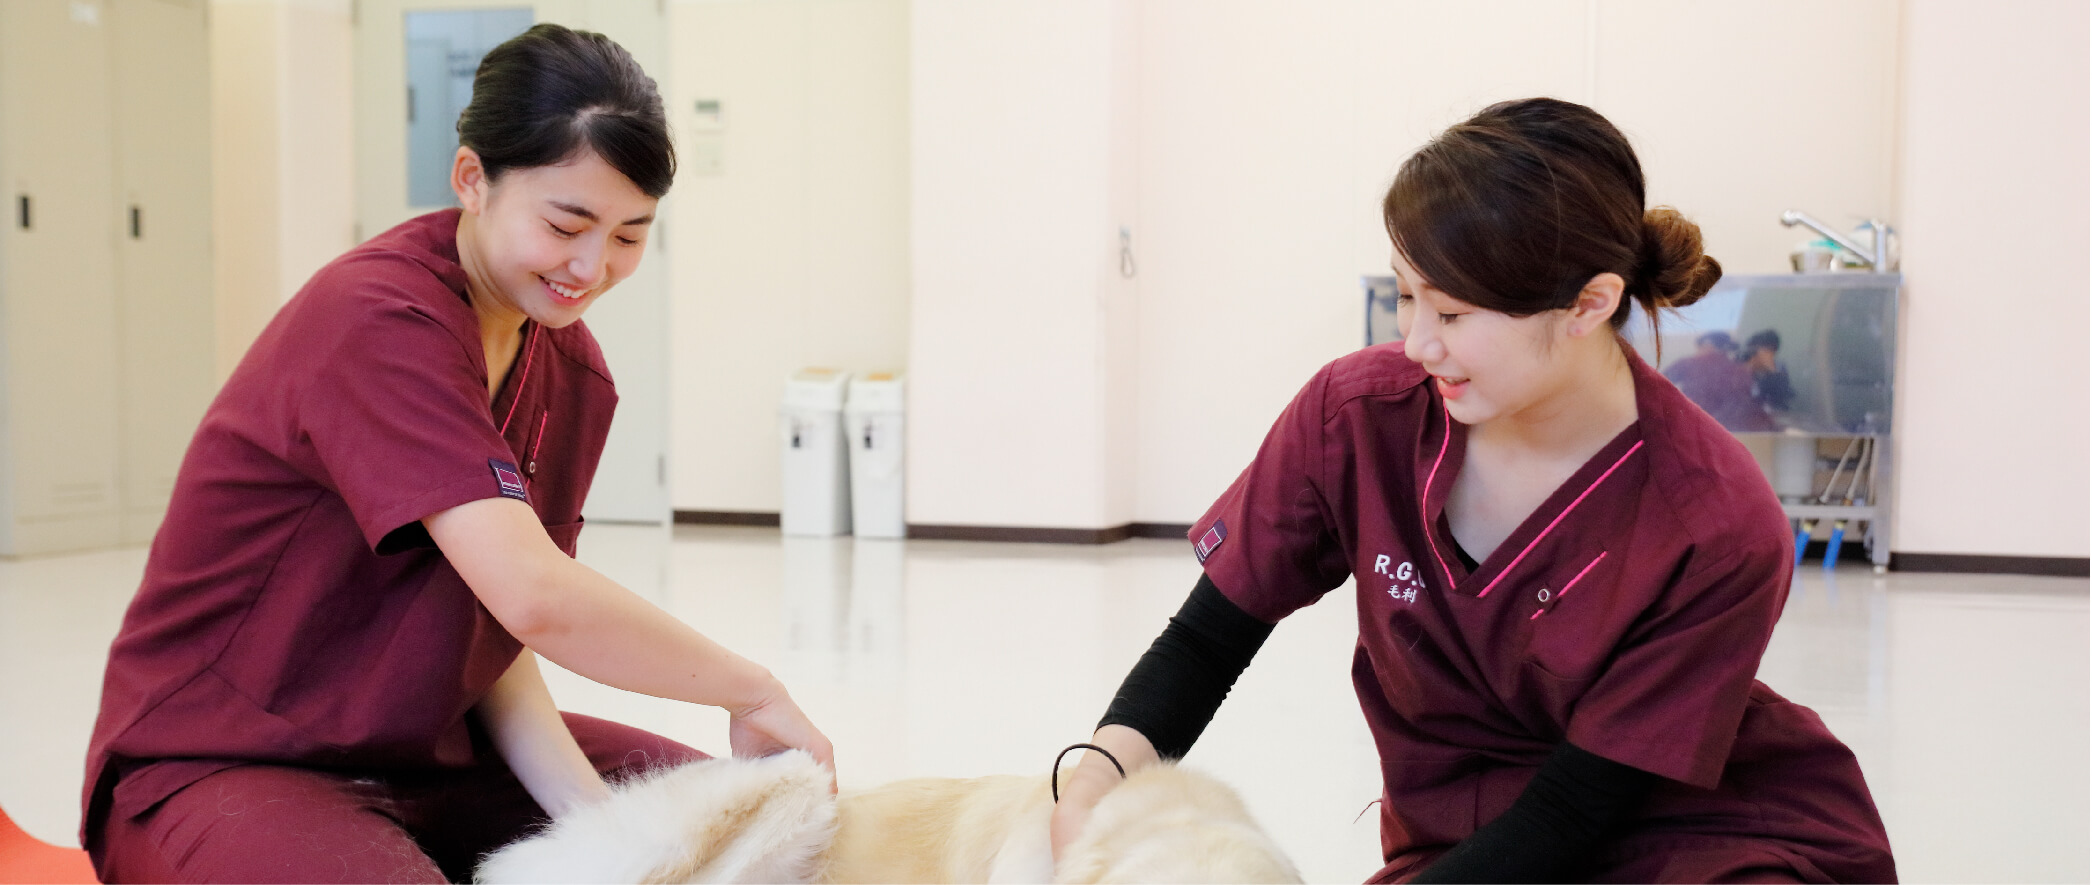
[473,751,838,884]
[475,751,1300,884]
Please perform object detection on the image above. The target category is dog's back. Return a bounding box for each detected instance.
[823,774,1049,883]
[825,764,1298,885]
[474,756,1299,885]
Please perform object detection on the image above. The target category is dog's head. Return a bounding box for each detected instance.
[1055,764,1301,885]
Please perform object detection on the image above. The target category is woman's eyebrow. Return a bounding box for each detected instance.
[547,200,654,226]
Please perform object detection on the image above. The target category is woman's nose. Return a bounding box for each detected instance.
[568,241,608,289]
[1403,317,1443,363]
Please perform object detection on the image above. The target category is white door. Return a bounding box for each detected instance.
[112,0,215,545]
[354,0,672,524]
[0,0,122,555]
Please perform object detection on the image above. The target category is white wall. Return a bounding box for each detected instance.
[210,0,281,379]
[667,0,912,515]
[903,0,2091,561]
[1120,0,1904,525]
[210,0,354,379]
[211,0,917,518]
[219,1,2087,561]
[1131,0,1390,525]
[905,0,1139,530]
[274,3,356,315]
[1891,0,2089,558]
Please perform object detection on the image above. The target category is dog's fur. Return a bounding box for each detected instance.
[826,765,1301,884]
[474,752,1300,885]
[474,751,836,884]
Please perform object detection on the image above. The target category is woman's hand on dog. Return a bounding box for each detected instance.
[1050,764,1113,859]
[727,677,839,792]
[1050,726,1161,861]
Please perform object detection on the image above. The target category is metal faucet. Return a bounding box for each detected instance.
[1781,210,1895,271]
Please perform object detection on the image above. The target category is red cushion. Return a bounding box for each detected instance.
[0,807,98,884]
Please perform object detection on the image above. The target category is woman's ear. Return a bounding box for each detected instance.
[1567,272,1625,338]
[452,147,489,214]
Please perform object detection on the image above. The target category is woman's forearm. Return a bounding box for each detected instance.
[429,497,782,715]
[516,553,782,712]
[476,649,611,818]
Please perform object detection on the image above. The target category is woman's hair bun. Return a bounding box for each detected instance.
[1638,207,1722,310]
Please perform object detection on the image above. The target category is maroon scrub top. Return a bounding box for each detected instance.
[81,209,618,854]
[1192,344,1895,883]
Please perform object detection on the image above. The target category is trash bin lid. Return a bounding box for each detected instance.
[784,368,853,411]
[846,372,905,413]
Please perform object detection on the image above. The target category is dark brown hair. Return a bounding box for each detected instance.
[458,23,675,198]
[1382,98,1719,337]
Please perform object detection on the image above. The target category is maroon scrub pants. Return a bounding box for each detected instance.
[95,713,706,884]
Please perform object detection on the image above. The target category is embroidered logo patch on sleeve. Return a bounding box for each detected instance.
[1193,520,1228,563]
[490,459,529,503]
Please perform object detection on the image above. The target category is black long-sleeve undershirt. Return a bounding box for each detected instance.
[1097,573,1658,883]
[1096,573,1273,759]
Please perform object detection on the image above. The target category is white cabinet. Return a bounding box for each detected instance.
[0,0,213,555]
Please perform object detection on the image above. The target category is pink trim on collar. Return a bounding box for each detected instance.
[1481,443,1640,602]
[1420,403,1458,587]
[499,323,541,436]
[1530,550,1610,620]
[1478,440,1644,599]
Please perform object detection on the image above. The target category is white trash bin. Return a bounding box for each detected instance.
[845,372,906,539]
[780,368,852,537]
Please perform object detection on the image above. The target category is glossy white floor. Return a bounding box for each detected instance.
[2,524,2085,883]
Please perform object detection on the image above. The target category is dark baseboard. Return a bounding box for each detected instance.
[905,523,1135,544]
[671,514,1193,545]
[1889,552,2090,577]
[909,522,1199,545]
[672,510,780,527]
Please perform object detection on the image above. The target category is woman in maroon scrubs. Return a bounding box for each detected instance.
[1051,99,1895,883]
[81,24,833,883]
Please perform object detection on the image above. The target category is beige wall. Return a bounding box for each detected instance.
[274,2,357,319]
[1892,0,2089,557]
[210,0,354,379]
[903,0,1915,533]
[215,0,2087,560]
[904,0,1142,530]
[209,0,282,378]
[667,0,912,514]
[909,0,2092,561]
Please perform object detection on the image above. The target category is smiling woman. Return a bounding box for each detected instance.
[450,24,672,395]
[1051,98,1896,885]
[81,22,834,884]
[453,151,658,397]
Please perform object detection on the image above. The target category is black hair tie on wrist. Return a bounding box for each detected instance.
[1052,743,1127,803]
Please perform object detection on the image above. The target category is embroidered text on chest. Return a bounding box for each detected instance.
[1374,554,1427,603]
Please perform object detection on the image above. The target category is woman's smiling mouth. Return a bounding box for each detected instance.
[542,277,589,301]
